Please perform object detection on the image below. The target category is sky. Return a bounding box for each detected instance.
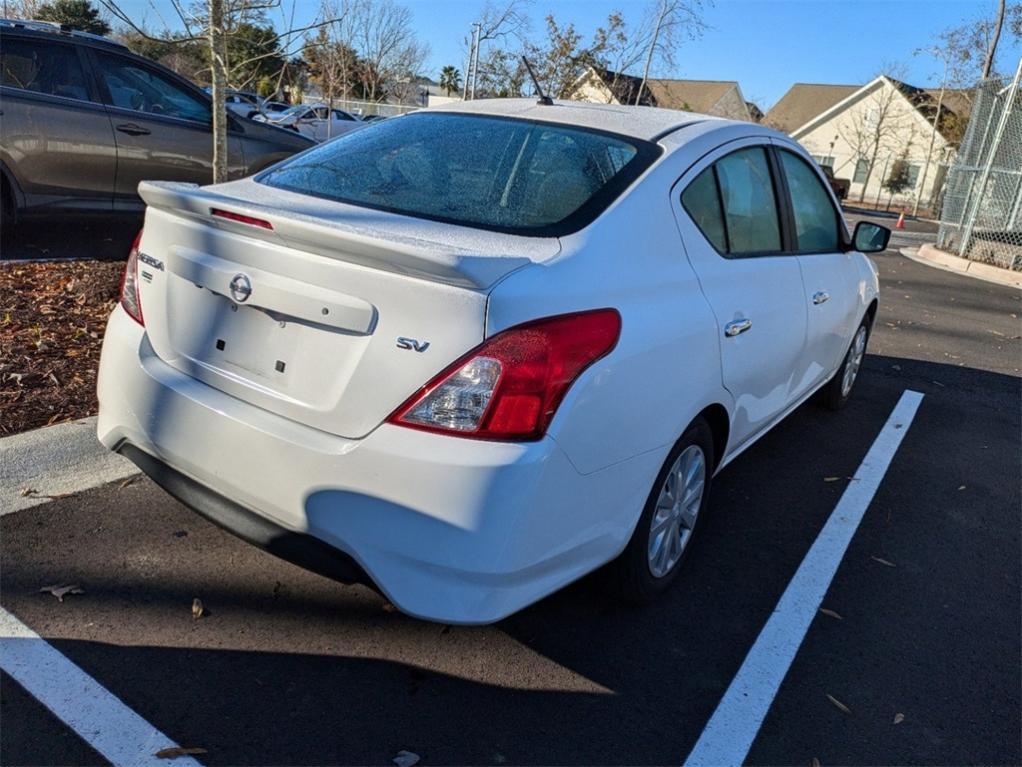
[112,0,1022,110]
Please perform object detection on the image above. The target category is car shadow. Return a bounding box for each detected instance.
[1,355,1017,766]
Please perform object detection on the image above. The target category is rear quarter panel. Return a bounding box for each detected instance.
[486,151,730,476]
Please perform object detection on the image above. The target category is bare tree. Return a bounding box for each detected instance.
[837,72,914,203]
[463,0,530,98]
[1,0,43,18]
[634,0,707,105]
[353,0,427,102]
[934,1,1021,87]
[99,0,346,182]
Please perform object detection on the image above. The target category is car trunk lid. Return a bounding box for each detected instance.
[134,180,557,439]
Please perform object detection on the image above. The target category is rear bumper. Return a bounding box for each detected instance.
[97,305,660,623]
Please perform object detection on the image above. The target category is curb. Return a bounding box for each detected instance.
[899,244,1022,289]
[0,417,138,516]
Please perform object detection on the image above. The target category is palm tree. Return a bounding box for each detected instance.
[439,65,462,97]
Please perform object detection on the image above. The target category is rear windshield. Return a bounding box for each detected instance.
[257,112,661,236]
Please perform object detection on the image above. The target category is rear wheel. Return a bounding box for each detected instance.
[609,417,714,602]
[820,318,870,410]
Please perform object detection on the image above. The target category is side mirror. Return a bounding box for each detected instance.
[852,221,891,253]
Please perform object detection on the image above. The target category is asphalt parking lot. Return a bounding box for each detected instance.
[2,227,1020,766]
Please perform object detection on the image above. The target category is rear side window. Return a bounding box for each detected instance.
[0,38,91,102]
[682,146,782,256]
[681,167,727,252]
[94,51,210,123]
[258,112,661,236]
[715,148,781,254]
[779,150,840,253]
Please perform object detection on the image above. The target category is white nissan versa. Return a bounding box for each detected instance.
[97,99,889,624]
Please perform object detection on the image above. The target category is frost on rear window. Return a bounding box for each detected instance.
[257,112,659,236]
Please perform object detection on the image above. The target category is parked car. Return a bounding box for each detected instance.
[820,164,851,200]
[222,89,262,118]
[0,19,314,228]
[254,103,364,142]
[97,99,889,624]
[260,100,291,117]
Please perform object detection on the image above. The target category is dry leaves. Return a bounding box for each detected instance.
[392,751,420,767]
[155,746,207,759]
[40,584,84,602]
[826,694,852,715]
[192,598,206,620]
[0,260,123,436]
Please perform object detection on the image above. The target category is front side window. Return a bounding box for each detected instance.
[714,147,782,254]
[779,150,840,253]
[0,38,91,102]
[259,112,659,235]
[95,52,210,123]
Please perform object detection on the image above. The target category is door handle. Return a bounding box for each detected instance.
[116,123,151,136]
[724,318,752,337]
[812,291,830,305]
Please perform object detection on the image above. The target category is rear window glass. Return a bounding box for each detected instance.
[258,112,661,236]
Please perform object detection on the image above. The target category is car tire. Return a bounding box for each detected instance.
[0,176,16,237]
[608,417,715,603]
[820,316,871,411]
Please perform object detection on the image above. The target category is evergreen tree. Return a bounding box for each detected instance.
[36,0,110,35]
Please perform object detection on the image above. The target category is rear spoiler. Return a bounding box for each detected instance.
[138,181,537,290]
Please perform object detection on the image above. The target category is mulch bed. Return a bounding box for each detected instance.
[1,260,123,436]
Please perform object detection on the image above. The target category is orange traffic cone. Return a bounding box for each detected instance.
[895,211,905,230]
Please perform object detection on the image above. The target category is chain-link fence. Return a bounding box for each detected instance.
[936,60,1022,272]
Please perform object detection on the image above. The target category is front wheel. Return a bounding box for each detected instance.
[820,318,870,410]
[608,417,714,602]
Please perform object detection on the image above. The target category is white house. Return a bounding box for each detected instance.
[765,77,970,212]
[570,66,754,122]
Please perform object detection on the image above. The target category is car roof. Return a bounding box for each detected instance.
[426,97,733,142]
[0,18,129,51]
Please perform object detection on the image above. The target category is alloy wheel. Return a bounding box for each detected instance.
[647,445,706,578]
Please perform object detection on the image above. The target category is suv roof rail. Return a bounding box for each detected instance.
[0,18,130,50]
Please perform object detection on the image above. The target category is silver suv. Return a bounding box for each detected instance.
[0,20,314,228]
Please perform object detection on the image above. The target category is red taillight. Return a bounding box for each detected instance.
[120,228,144,326]
[211,208,273,229]
[388,309,621,441]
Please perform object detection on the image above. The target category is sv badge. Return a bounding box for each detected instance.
[396,337,430,353]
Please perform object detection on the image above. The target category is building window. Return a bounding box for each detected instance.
[907,163,921,188]
[811,155,835,168]
[853,159,869,184]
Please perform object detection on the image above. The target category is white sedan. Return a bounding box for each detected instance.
[255,103,363,142]
[97,99,888,623]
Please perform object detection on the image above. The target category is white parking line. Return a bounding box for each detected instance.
[684,389,924,767]
[0,606,202,767]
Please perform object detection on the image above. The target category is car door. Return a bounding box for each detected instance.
[87,47,246,209]
[672,140,808,450]
[773,144,859,387]
[0,35,116,210]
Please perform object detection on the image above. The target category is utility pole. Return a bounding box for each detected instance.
[913,56,948,217]
[463,22,480,101]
